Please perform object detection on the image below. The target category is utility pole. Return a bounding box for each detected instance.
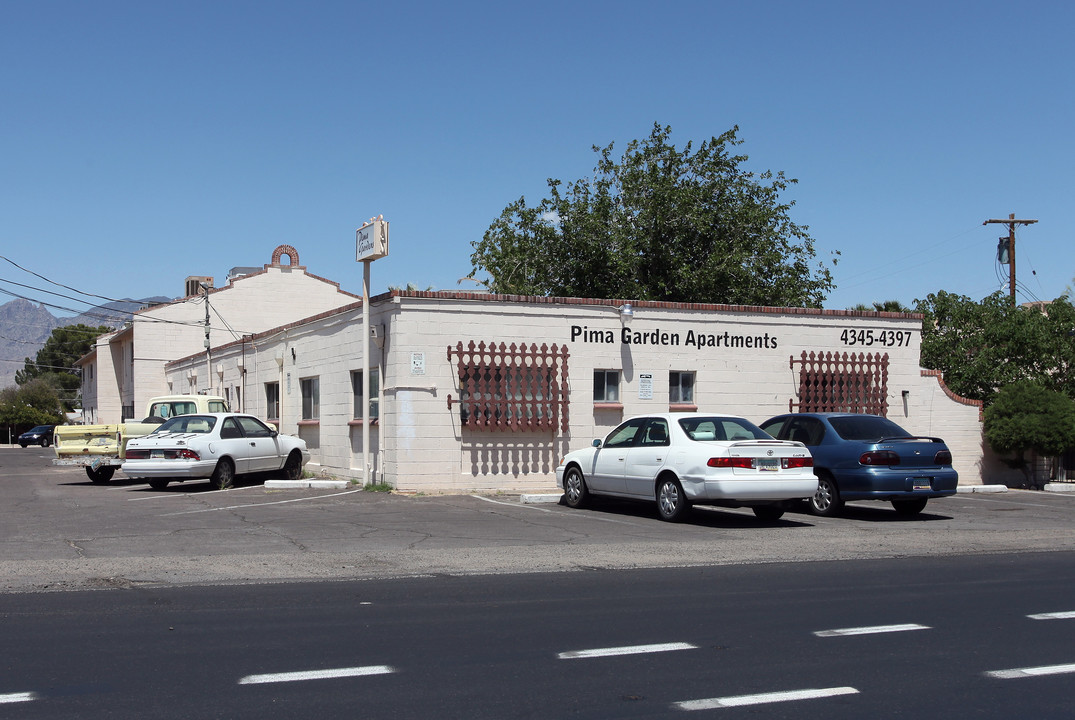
[201,282,212,394]
[983,213,1037,306]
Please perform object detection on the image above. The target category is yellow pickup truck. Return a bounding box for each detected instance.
[53,395,229,483]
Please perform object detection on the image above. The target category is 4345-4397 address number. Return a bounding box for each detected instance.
[840,329,912,347]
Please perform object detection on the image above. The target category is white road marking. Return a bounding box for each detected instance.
[558,642,696,659]
[238,665,395,685]
[127,484,264,501]
[0,692,35,704]
[161,488,362,515]
[471,494,643,525]
[1028,611,1075,620]
[986,662,1075,679]
[675,686,859,710]
[813,623,931,637]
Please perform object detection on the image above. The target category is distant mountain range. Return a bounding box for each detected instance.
[0,296,172,389]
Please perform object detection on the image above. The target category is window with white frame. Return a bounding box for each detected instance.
[300,377,320,420]
[351,369,380,420]
[265,382,280,420]
[669,371,695,404]
[594,369,620,402]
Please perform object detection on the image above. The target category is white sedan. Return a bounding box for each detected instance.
[122,413,310,490]
[556,412,818,522]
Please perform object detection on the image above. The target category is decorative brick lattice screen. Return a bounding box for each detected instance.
[447,341,570,432]
[790,351,890,415]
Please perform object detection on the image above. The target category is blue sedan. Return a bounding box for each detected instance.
[760,413,958,516]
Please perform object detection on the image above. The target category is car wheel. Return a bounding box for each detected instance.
[40,437,50,447]
[148,478,170,490]
[86,466,116,484]
[656,476,691,522]
[753,505,785,522]
[19,442,27,448]
[282,451,303,480]
[210,458,235,490]
[892,498,928,516]
[563,466,589,508]
[809,472,843,517]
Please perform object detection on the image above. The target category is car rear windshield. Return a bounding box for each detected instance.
[828,415,909,441]
[678,417,770,442]
[156,415,217,434]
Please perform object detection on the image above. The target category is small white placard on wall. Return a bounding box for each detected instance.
[411,352,426,375]
[638,373,653,399]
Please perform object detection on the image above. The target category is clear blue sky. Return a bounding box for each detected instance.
[2,0,1071,315]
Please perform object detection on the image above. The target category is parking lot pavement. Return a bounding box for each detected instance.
[3,448,1075,593]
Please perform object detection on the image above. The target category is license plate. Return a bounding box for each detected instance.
[913,478,932,490]
[757,458,779,472]
[151,450,165,459]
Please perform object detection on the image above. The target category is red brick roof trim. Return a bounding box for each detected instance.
[375,290,925,319]
[921,369,983,420]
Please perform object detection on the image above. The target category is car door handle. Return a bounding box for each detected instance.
[250,442,257,446]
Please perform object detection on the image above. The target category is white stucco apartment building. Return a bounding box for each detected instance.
[161,288,986,493]
[76,246,359,424]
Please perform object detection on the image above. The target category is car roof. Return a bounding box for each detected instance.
[624,412,749,422]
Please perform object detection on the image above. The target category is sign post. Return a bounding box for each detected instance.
[356,216,389,486]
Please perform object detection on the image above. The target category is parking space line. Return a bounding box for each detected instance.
[0,692,35,704]
[813,623,930,637]
[986,662,1075,679]
[1028,611,1075,620]
[238,665,395,685]
[161,488,362,515]
[675,686,859,710]
[558,642,696,659]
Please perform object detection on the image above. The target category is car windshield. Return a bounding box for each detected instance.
[147,401,199,418]
[29,426,51,433]
[828,415,909,441]
[155,415,217,434]
[678,417,770,441]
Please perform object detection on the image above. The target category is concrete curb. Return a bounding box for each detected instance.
[1044,483,1075,493]
[264,480,352,490]
[957,485,1009,494]
[521,493,563,504]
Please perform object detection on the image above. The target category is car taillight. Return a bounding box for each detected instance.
[125,449,148,459]
[934,450,952,465]
[708,457,755,469]
[782,457,814,469]
[860,450,900,466]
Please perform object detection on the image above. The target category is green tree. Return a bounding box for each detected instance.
[849,300,911,313]
[0,379,65,429]
[16,324,110,411]
[469,123,837,307]
[984,381,1075,485]
[916,291,1075,406]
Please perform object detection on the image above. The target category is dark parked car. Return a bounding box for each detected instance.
[18,425,55,448]
[760,413,958,516]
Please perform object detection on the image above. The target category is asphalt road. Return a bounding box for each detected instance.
[2,553,1074,718]
[3,447,1075,593]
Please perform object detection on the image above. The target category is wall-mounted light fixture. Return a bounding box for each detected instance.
[618,303,634,326]
[216,364,224,380]
[236,359,245,374]
[291,347,296,361]
[274,353,284,368]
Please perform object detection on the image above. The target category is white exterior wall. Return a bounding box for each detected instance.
[96,261,357,423]
[164,293,987,493]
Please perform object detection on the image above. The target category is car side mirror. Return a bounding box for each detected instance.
[270,430,279,438]
[592,439,602,448]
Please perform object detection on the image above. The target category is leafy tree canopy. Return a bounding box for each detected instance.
[0,379,64,428]
[984,381,1075,465]
[469,123,837,307]
[916,291,1075,406]
[849,300,911,313]
[16,324,111,411]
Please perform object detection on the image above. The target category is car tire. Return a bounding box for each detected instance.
[86,466,116,484]
[282,451,303,480]
[809,472,843,517]
[210,458,235,490]
[753,505,785,522]
[148,478,170,490]
[19,442,27,448]
[656,476,691,522]
[40,438,50,447]
[892,498,928,516]
[563,466,589,509]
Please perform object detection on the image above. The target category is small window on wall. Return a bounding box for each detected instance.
[266,382,280,420]
[351,369,380,420]
[301,377,320,420]
[594,370,620,402]
[669,371,695,404]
